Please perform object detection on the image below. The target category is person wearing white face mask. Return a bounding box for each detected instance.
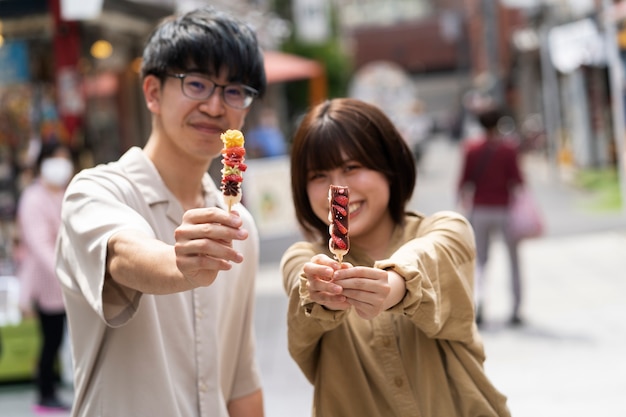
[16,140,74,412]
[40,155,74,189]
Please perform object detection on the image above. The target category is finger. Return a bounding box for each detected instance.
[308,276,343,294]
[183,207,244,229]
[310,291,348,306]
[342,288,382,305]
[307,287,350,310]
[303,262,334,282]
[175,237,244,264]
[333,266,383,281]
[175,221,248,244]
[340,280,390,306]
[310,253,343,270]
[177,255,232,279]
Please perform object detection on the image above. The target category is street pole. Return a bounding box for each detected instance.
[538,9,562,178]
[603,0,626,212]
[482,0,504,104]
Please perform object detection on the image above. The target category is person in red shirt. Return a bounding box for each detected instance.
[457,107,524,326]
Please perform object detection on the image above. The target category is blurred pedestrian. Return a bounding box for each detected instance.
[246,107,287,158]
[55,7,266,417]
[282,98,510,416]
[457,107,525,326]
[17,140,74,412]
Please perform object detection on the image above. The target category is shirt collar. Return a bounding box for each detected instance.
[118,147,223,211]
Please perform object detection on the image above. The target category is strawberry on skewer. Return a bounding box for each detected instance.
[328,185,350,264]
[220,129,247,212]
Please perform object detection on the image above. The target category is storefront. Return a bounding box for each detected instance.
[1,1,329,381]
[0,0,172,382]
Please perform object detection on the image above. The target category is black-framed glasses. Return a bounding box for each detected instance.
[167,73,258,109]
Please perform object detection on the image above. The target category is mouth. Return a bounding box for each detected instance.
[190,121,224,135]
[348,201,362,217]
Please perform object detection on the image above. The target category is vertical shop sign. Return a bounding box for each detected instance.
[57,67,84,116]
[0,41,30,85]
[293,0,330,44]
[48,0,83,142]
[61,0,103,20]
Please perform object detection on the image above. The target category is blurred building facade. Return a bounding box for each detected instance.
[338,0,622,179]
[0,0,174,169]
[0,0,625,190]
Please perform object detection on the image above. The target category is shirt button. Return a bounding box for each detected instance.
[394,377,403,387]
[199,382,207,392]
[382,337,391,347]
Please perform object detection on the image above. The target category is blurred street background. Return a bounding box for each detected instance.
[2,0,626,416]
[4,133,626,416]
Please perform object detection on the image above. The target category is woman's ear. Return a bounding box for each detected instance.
[143,75,162,115]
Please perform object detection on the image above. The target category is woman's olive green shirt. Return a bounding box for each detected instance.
[281,211,511,417]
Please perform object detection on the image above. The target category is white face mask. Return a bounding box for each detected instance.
[41,157,73,188]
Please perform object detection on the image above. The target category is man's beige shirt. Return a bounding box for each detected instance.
[56,147,261,417]
[281,211,511,417]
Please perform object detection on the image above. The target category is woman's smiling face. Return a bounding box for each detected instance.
[306,153,392,245]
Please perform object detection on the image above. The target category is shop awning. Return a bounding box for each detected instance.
[263,50,323,83]
[263,50,327,104]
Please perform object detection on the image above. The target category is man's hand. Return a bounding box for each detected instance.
[174,207,248,288]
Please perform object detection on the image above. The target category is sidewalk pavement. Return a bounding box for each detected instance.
[2,137,626,416]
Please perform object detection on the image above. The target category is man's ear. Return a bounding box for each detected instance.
[143,75,162,114]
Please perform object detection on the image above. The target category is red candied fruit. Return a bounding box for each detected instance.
[331,235,348,250]
[222,174,243,183]
[334,220,348,235]
[333,195,349,206]
[332,204,347,217]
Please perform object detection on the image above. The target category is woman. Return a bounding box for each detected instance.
[281,98,510,417]
[17,140,74,412]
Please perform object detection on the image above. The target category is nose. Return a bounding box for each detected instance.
[199,86,226,116]
[328,171,348,186]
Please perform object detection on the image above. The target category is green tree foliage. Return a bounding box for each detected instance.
[271,0,352,125]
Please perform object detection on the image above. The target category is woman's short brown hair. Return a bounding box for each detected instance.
[290,98,416,242]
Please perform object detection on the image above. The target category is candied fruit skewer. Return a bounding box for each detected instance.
[220,129,247,212]
[328,185,350,264]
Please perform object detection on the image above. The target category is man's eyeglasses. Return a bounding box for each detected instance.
[167,73,258,109]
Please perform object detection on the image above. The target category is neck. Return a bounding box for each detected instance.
[42,180,65,193]
[143,141,211,211]
[351,212,396,261]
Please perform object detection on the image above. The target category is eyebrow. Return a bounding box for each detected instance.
[179,70,210,77]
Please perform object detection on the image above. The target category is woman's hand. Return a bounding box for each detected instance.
[333,267,406,320]
[302,254,351,311]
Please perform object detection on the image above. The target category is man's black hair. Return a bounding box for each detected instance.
[140,7,266,97]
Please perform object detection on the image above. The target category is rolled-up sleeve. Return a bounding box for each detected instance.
[56,170,155,327]
[374,211,477,342]
[280,242,347,382]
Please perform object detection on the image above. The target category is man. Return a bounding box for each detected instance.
[56,7,266,416]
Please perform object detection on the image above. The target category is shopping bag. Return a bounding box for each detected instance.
[508,188,544,241]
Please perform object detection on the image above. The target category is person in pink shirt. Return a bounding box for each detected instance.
[17,140,74,412]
